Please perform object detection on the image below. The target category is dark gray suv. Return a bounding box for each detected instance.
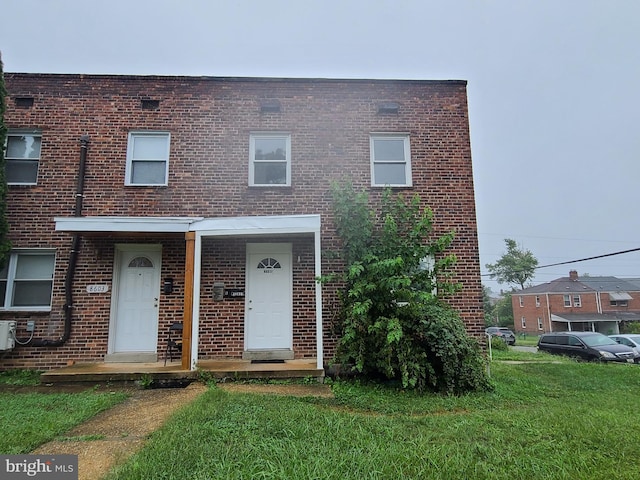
[537,332,638,362]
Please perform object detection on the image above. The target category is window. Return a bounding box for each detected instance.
[5,132,42,185]
[249,134,291,186]
[519,296,524,307]
[610,300,629,307]
[537,317,543,330]
[125,132,170,186]
[0,251,55,310]
[370,134,412,187]
[572,295,581,307]
[535,295,540,307]
[563,294,571,307]
[521,316,526,328]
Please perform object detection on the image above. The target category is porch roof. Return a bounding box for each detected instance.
[54,216,204,233]
[54,214,320,235]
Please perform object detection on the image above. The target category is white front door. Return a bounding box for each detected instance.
[245,243,292,353]
[108,245,161,361]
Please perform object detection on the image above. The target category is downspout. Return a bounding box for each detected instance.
[32,135,88,346]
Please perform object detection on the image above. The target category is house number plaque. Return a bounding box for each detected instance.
[86,284,109,293]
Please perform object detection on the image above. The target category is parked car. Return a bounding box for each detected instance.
[537,332,638,362]
[609,334,640,363]
[485,327,516,345]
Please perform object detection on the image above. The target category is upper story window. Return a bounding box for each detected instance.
[519,296,524,307]
[370,134,412,187]
[125,132,170,186]
[0,250,55,311]
[563,294,571,307]
[535,295,540,307]
[249,133,291,186]
[5,131,42,185]
[572,295,581,307]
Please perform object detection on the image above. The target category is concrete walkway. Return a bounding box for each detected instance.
[31,383,207,480]
[30,382,333,480]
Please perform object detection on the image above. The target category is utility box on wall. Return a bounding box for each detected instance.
[0,321,17,351]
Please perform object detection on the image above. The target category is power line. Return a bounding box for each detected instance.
[480,247,640,277]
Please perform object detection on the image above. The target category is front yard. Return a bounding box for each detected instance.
[3,351,640,479]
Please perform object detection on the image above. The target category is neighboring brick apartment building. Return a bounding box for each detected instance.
[0,73,483,371]
[513,270,640,335]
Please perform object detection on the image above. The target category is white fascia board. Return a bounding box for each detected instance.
[54,216,204,233]
[192,214,321,237]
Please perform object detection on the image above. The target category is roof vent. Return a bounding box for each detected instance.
[141,99,160,110]
[377,102,400,114]
[260,99,281,113]
[14,97,34,108]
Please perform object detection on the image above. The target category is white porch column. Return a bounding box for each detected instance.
[190,232,203,370]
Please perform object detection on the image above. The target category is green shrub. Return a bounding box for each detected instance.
[490,336,509,351]
[326,181,491,394]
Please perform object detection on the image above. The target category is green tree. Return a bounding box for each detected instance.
[482,285,495,326]
[493,293,514,328]
[485,238,538,290]
[0,54,11,267]
[327,181,491,394]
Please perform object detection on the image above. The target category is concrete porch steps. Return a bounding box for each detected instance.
[40,358,324,384]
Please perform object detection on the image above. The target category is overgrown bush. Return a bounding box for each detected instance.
[490,336,509,351]
[325,181,492,394]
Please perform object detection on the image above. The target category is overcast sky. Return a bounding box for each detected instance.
[2,0,639,293]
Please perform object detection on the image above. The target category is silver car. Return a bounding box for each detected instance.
[609,334,640,363]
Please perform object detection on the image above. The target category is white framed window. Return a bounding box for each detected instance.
[563,294,571,307]
[537,317,543,330]
[125,132,170,186]
[572,295,581,307]
[521,316,526,328]
[5,131,42,185]
[519,296,524,307]
[370,134,412,187]
[0,250,55,311]
[249,133,291,186]
[535,295,540,307]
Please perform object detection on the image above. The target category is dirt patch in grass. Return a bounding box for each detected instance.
[218,382,334,398]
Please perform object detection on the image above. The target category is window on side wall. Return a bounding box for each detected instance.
[563,294,571,307]
[521,316,526,328]
[5,131,42,185]
[535,295,540,307]
[0,251,55,310]
[519,296,524,307]
[537,317,543,330]
[370,134,412,187]
[125,132,170,186]
[249,133,291,186]
[573,295,581,307]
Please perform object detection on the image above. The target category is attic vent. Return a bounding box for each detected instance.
[260,100,281,113]
[377,102,400,114]
[141,99,160,110]
[14,97,34,108]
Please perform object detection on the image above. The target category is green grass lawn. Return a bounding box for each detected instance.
[0,385,128,454]
[105,356,640,480]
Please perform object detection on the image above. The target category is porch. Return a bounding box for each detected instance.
[40,359,324,385]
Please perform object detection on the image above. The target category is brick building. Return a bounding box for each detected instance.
[512,270,640,335]
[1,73,483,372]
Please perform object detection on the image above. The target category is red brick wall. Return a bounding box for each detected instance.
[1,74,483,369]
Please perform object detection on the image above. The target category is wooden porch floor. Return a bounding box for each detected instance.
[40,359,324,384]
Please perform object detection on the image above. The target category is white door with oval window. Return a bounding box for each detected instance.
[245,243,292,356]
[107,245,161,362]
